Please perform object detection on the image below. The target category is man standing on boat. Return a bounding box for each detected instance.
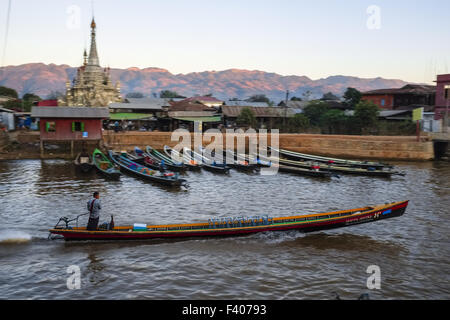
[87,192,101,230]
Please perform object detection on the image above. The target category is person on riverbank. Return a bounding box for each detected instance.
[87,192,101,230]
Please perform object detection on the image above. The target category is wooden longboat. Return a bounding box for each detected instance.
[74,152,94,173]
[221,149,259,172]
[164,145,202,171]
[127,148,164,171]
[184,147,231,174]
[276,157,399,177]
[49,200,409,241]
[277,164,333,178]
[108,151,187,187]
[146,146,186,172]
[271,147,390,170]
[92,149,121,180]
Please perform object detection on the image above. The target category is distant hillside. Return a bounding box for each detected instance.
[0,63,411,102]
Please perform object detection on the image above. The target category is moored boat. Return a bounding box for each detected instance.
[146,146,186,172]
[185,147,231,174]
[276,157,401,177]
[277,164,333,178]
[221,149,259,172]
[108,150,187,187]
[164,145,202,170]
[49,200,409,241]
[74,152,94,173]
[92,148,121,180]
[271,147,391,170]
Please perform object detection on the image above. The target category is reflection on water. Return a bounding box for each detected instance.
[0,159,449,299]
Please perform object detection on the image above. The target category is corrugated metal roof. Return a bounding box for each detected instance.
[221,106,295,118]
[363,84,436,96]
[31,107,109,119]
[169,111,217,117]
[224,101,269,107]
[172,116,222,123]
[183,96,223,103]
[109,113,156,120]
[110,98,170,110]
[169,101,216,112]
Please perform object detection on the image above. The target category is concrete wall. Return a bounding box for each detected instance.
[103,131,435,161]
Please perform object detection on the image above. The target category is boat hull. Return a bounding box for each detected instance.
[109,151,186,187]
[49,201,408,241]
[278,165,332,178]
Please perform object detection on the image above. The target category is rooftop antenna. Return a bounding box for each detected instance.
[1,0,12,72]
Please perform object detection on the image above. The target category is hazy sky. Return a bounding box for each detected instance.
[1,0,449,83]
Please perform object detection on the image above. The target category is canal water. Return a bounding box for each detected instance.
[0,159,449,299]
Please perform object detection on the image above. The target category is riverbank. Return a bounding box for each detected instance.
[102,131,435,161]
[0,130,436,161]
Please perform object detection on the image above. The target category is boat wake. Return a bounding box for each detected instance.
[246,230,306,244]
[0,231,32,245]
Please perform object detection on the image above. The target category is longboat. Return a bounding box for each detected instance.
[108,150,186,187]
[184,147,231,174]
[164,145,202,171]
[220,149,259,172]
[277,164,333,178]
[92,148,121,180]
[128,147,165,171]
[48,200,409,241]
[145,146,186,172]
[276,157,400,177]
[74,152,95,173]
[271,147,391,170]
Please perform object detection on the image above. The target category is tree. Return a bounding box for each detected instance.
[354,100,379,133]
[160,90,186,99]
[302,101,329,126]
[319,109,348,134]
[290,96,302,101]
[236,107,257,128]
[3,99,22,111]
[288,113,310,132]
[22,93,42,112]
[302,90,313,101]
[321,92,339,101]
[343,87,362,109]
[247,94,270,104]
[126,92,144,99]
[22,93,41,102]
[0,86,18,99]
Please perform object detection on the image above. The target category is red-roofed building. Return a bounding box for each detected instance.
[37,100,58,107]
[362,85,436,110]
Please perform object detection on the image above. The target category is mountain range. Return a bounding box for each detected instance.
[0,63,412,102]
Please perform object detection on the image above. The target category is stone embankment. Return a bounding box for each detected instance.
[0,131,436,161]
[103,131,435,161]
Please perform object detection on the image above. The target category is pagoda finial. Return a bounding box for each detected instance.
[87,18,100,67]
[83,49,87,66]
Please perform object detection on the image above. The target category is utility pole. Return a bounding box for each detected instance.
[283,90,289,131]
